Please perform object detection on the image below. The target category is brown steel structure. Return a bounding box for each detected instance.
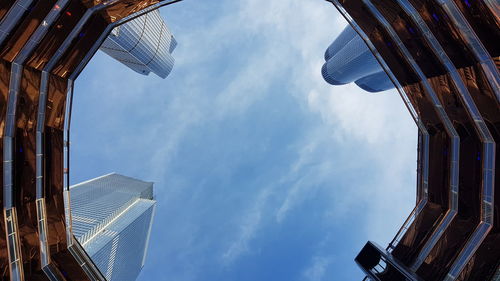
[0,0,498,280]
[325,0,499,280]
[0,1,180,280]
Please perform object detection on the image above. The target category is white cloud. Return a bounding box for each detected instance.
[221,187,272,265]
[168,0,415,266]
[74,0,418,279]
[302,256,332,281]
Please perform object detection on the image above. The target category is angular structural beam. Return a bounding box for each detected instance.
[3,1,73,279]
[327,0,432,257]
[324,0,499,280]
[435,0,500,103]
[36,1,131,280]
[0,0,34,45]
[394,0,496,274]
[361,0,461,270]
[17,3,72,280]
[58,3,183,280]
[0,0,183,280]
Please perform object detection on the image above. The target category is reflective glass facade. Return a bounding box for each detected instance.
[322,25,394,92]
[71,174,156,281]
[0,1,177,280]
[100,9,176,79]
[326,0,499,280]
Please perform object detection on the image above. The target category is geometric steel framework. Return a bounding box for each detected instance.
[1,0,498,280]
[325,0,499,280]
[0,1,180,280]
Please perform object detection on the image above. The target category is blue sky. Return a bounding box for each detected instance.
[71,0,417,280]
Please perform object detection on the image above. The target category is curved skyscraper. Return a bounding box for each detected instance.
[100,9,177,79]
[322,25,394,93]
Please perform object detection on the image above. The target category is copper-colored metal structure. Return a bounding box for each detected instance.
[1,0,498,280]
[325,0,499,280]
[0,1,180,280]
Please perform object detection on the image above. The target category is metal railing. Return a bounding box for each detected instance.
[58,1,183,280]
[395,1,496,276]
[0,0,34,45]
[27,2,73,279]
[3,1,73,279]
[3,63,23,281]
[435,0,500,103]
[362,0,462,266]
[325,0,431,259]
[357,242,423,281]
[63,0,185,245]
[36,1,130,280]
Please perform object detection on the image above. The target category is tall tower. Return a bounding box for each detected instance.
[70,174,156,281]
[322,25,394,93]
[99,9,177,79]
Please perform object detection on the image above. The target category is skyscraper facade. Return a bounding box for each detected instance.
[0,1,179,280]
[100,9,177,79]
[322,25,394,93]
[71,174,156,281]
[324,0,499,280]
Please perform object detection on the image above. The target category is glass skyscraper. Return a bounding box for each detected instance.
[70,174,156,281]
[100,9,177,79]
[322,25,394,92]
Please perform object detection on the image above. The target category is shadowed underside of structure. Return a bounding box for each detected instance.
[0,1,177,280]
[325,0,499,280]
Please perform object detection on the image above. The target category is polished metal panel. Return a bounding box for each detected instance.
[360,0,464,278]
[3,2,71,277]
[11,2,73,278]
[326,0,499,280]
[435,0,500,103]
[394,0,496,276]
[327,0,431,256]
[0,0,34,45]
[36,2,127,280]
[0,0,183,280]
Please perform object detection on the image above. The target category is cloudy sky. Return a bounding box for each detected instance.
[71,0,417,280]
